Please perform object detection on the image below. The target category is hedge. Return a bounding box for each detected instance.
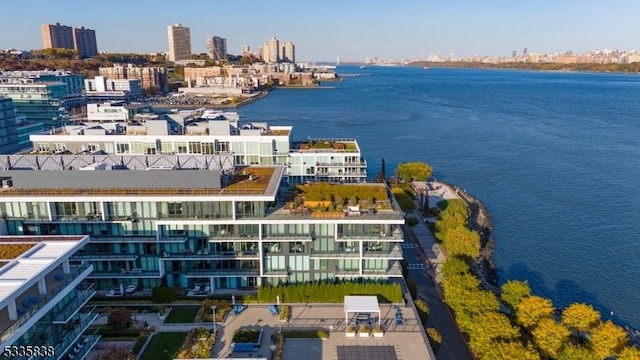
[255,280,402,303]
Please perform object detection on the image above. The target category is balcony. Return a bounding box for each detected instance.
[46,309,99,360]
[87,269,161,278]
[51,284,96,324]
[208,233,259,242]
[160,250,260,260]
[52,213,105,222]
[334,268,360,277]
[261,233,313,241]
[90,235,157,243]
[74,253,139,261]
[315,160,367,167]
[263,269,289,277]
[363,246,403,259]
[362,261,403,278]
[338,232,403,241]
[0,264,91,343]
[59,333,100,360]
[310,249,360,258]
[185,268,260,277]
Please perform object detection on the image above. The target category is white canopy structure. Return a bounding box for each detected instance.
[344,296,381,326]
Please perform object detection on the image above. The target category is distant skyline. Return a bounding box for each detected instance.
[2,0,640,61]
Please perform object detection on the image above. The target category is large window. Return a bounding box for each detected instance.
[116,143,130,154]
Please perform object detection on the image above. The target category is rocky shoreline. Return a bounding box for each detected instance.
[440,182,500,294]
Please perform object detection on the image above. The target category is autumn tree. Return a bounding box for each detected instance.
[441,256,470,279]
[482,341,541,360]
[557,345,598,360]
[516,296,554,329]
[561,303,600,341]
[441,225,481,258]
[501,280,531,313]
[397,162,433,181]
[532,318,571,358]
[467,312,520,357]
[107,308,133,330]
[618,346,640,360]
[589,320,628,359]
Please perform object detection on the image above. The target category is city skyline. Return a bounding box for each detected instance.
[1,0,640,61]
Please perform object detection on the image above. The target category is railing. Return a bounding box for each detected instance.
[60,332,101,360]
[0,264,91,343]
[74,253,139,260]
[315,161,368,167]
[87,270,161,278]
[363,248,403,258]
[90,235,157,243]
[261,234,312,240]
[338,232,403,241]
[160,251,259,259]
[185,269,260,277]
[310,250,359,257]
[52,283,96,323]
[208,233,259,241]
[45,309,98,360]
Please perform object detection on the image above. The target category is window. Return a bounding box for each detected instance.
[188,142,201,154]
[87,144,98,152]
[116,143,130,154]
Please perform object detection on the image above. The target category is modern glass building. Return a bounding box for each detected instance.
[0,235,99,360]
[0,82,69,130]
[0,158,403,295]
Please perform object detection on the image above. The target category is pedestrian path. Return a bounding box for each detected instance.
[401,243,415,248]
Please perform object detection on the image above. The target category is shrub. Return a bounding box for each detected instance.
[317,330,329,339]
[415,299,430,322]
[426,328,442,353]
[108,308,133,330]
[256,280,402,303]
[280,305,290,321]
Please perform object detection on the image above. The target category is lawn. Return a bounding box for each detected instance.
[140,332,187,360]
[164,307,199,323]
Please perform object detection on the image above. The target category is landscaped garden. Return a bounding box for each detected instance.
[287,183,393,213]
[222,167,274,194]
[0,243,35,259]
[252,280,402,303]
[233,328,261,343]
[176,328,217,359]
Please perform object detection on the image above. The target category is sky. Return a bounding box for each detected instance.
[2,0,639,61]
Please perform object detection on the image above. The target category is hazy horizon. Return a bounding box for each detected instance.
[3,0,639,62]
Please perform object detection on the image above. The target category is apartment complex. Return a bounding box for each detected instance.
[0,235,99,360]
[40,23,98,58]
[260,37,296,64]
[167,23,192,62]
[0,159,403,294]
[98,64,168,93]
[29,112,367,184]
[207,36,227,61]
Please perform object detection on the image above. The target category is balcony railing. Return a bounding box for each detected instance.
[338,232,403,241]
[90,235,157,243]
[160,251,260,259]
[363,247,403,258]
[46,309,98,360]
[208,233,259,241]
[0,264,91,343]
[87,269,161,278]
[261,234,313,241]
[185,269,260,277]
[310,249,360,258]
[52,283,96,324]
[315,161,367,167]
[74,253,139,260]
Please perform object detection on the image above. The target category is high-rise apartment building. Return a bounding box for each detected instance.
[206,36,227,61]
[41,23,98,58]
[167,23,192,62]
[241,45,251,56]
[282,41,296,63]
[261,36,280,64]
[40,23,74,50]
[72,26,98,58]
[0,96,19,153]
[0,82,69,129]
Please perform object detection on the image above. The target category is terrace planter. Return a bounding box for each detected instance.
[345,331,356,338]
[373,331,384,338]
[359,331,370,338]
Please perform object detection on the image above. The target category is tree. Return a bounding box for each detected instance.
[618,346,640,360]
[405,216,419,227]
[94,345,135,360]
[482,341,540,360]
[589,320,628,359]
[397,162,433,181]
[516,296,554,329]
[561,303,600,341]
[467,312,520,357]
[501,280,531,313]
[532,318,571,358]
[151,286,176,303]
[441,225,481,258]
[557,346,598,360]
[107,308,133,330]
[441,256,470,279]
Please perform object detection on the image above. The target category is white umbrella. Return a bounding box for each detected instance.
[277,295,280,305]
[232,295,236,305]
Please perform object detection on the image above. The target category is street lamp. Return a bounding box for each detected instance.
[211,306,217,331]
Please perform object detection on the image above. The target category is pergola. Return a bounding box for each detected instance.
[344,296,381,326]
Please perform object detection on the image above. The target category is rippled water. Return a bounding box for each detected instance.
[239,66,640,327]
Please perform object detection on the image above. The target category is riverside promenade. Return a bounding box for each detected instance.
[402,182,474,360]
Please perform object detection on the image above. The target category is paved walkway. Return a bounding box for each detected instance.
[402,183,474,360]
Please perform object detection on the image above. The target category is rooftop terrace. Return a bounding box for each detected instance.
[291,139,360,153]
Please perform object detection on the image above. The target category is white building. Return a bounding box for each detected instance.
[84,76,143,102]
[30,112,367,184]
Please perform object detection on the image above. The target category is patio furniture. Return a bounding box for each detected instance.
[268,305,279,316]
[125,285,137,294]
[54,273,65,281]
[203,286,211,293]
[231,305,246,315]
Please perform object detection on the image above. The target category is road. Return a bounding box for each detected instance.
[401,225,474,360]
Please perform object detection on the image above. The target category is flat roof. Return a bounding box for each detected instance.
[0,236,88,309]
[344,296,381,314]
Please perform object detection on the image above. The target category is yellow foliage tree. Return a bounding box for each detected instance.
[516,296,554,329]
[532,318,571,358]
[589,320,628,359]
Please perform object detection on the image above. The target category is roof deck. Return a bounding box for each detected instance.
[0,166,284,198]
[290,139,361,153]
